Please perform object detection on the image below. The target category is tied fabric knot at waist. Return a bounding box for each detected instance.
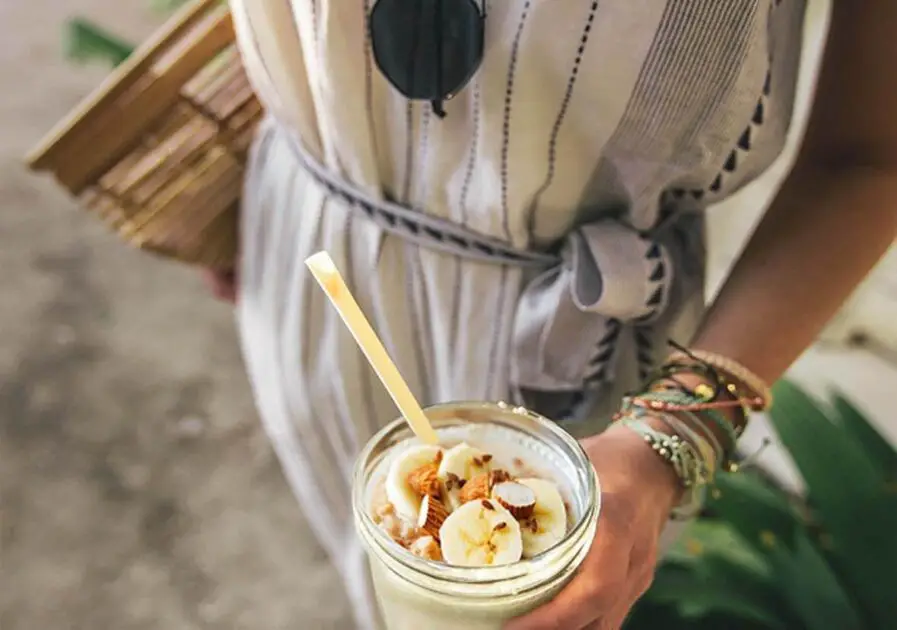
[511,218,694,413]
[279,124,700,418]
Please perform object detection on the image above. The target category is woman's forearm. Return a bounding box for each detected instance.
[692,163,897,384]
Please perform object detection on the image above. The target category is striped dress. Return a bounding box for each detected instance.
[230,1,808,627]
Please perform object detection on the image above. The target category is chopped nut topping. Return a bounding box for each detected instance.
[445,472,462,491]
[483,454,493,463]
[418,495,450,540]
[407,463,441,498]
[459,473,492,503]
[410,536,443,562]
[493,481,537,519]
[492,469,512,485]
[376,502,396,518]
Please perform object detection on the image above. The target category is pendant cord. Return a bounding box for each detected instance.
[432,0,447,118]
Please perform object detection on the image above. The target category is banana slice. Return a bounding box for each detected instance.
[385,444,444,520]
[439,499,523,567]
[437,442,494,511]
[516,478,568,558]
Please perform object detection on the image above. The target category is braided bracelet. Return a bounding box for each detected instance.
[617,416,709,520]
[659,360,756,425]
[667,348,772,411]
[623,389,739,449]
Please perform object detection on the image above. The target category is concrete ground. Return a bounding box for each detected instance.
[1,2,894,630]
[0,1,351,629]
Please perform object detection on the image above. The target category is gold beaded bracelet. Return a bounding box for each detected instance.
[666,349,773,412]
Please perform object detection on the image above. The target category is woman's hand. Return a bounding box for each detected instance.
[506,422,681,630]
[201,267,239,303]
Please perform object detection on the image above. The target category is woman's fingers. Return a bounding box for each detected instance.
[589,560,657,630]
[504,532,632,630]
[202,268,238,303]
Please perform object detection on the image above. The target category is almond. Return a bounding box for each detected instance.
[491,469,512,485]
[493,481,537,519]
[409,535,443,562]
[407,463,441,498]
[458,472,492,503]
[444,472,463,492]
[417,494,450,540]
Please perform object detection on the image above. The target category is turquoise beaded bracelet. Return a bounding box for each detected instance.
[618,415,709,520]
[623,389,739,452]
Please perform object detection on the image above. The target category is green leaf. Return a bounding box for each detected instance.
[831,392,897,484]
[761,529,864,630]
[704,472,803,548]
[768,381,897,628]
[647,558,788,629]
[654,521,797,627]
[822,493,897,629]
[64,19,135,67]
[625,602,695,630]
[666,520,772,578]
[769,382,883,519]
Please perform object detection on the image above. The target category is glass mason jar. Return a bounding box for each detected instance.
[352,402,601,630]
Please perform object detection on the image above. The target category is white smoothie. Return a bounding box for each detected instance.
[353,403,600,630]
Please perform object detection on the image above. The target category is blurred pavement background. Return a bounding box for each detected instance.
[1,1,894,629]
[0,1,352,628]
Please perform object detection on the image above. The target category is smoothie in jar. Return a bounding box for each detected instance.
[353,402,601,630]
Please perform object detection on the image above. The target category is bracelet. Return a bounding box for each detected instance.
[623,389,739,451]
[667,349,772,411]
[618,416,710,487]
[622,404,721,481]
[653,410,721,480]
[660,361,755,424]
[641,360,753,432]
[617,416,709,520]
[650,384,748,438]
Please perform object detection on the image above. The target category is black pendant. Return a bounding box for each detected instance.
[369,0,485,117]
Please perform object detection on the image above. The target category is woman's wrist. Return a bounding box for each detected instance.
[595,422,684,512]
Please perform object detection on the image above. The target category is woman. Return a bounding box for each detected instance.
[207,1,897,628]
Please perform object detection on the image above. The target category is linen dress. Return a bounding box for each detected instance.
[230,1,807,627]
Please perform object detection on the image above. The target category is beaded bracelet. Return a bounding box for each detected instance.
[617,416,709,520]
[617,416,706,484]
[667,348,772,411]
[651,364,750,421]
[660,361,754,425]
[641,363,751,433]
[652,410,721,479]
[623,389,739,451]
[621,403,721,478]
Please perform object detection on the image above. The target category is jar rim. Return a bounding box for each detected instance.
[352,401,601,587]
